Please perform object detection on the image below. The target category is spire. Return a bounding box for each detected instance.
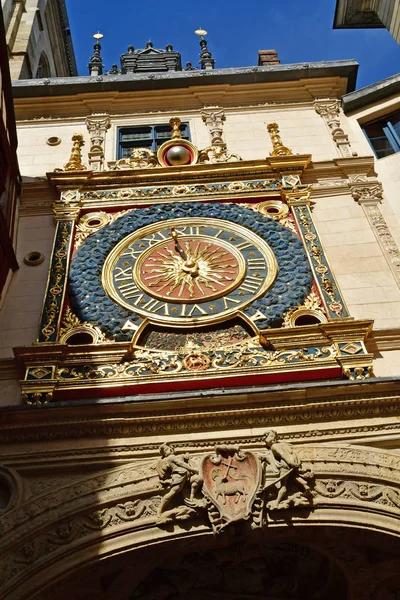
[195,28,215,70]
[88,32,104,76]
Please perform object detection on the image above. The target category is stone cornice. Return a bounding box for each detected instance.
[12,61,358,119]
[0,377,399,444]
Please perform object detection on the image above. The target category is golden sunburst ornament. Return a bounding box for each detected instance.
[136,234,245,303]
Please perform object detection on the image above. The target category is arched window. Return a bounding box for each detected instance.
[35,52,51,79]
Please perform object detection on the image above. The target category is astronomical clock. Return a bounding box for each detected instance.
[15,119,374,403]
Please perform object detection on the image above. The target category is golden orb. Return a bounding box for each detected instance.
[166,145,191,166]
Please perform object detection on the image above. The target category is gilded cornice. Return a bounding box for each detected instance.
[18,156,378,216]
[46,155,311,192]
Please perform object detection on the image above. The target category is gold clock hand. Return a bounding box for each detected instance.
[169,228,200,277]
[169,227,188,261]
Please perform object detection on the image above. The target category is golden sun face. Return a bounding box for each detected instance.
[136,236,245,303]
[102,217,278,327]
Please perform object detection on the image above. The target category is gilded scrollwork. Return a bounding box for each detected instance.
[198,144,242,164]
[343,365,374,380]
[38,221,72,343]
[56,341,336,384]
[79,178,283,203]
[293,205,348,318]
[282,290,326,327]
[113,147,159,170]
[58,307,107,344]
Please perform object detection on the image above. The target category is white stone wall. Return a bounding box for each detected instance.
[0,215,55,360]
[17,105,339,177]
[346,95,400,248]
[312,193,400,329]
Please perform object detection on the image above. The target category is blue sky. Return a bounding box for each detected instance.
[67,0,400,90]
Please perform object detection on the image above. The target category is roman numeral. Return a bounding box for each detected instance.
[222,296,241,309]
[114,266,132,281]
[188,226,201,235]
[236,240,253,251]
[239,275,263,293]
[180,304,208,317]
[117,283,144,303]
[141,299,170,315]
[121,247,142,259]
[248,258,266,270]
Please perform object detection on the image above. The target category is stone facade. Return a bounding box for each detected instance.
[2,0,77,79]
[1,52,400,599]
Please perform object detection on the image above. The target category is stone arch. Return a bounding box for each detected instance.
[35,52,51,79]
[0,443,400,599]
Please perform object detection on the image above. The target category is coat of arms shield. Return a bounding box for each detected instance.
[202,445,261,529]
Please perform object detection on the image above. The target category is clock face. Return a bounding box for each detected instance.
[102,218,278,326]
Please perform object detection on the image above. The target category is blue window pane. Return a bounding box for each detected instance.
[363,113,400,159]
[117,123,190,159]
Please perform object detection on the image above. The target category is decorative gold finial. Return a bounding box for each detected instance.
[194,27,208,38]
[93,32,103,41]
[169,117,182,140]
[64,133,87,171]
[267,122,293,156]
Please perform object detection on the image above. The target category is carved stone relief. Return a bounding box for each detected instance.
[351,183,400,286]
[85,114,111,171]
[1,440,400,599]
[199,107,242,163]
[314,99,353,158]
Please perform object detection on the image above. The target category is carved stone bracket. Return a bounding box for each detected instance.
[85,114,111,171]
[201,107,226,146]
[314,99,353,158]
[351,183,400,286]
[200,107,242,164]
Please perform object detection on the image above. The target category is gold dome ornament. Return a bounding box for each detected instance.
[157,117,198,166]
[165,145,192,166]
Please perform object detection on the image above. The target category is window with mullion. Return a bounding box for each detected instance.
[117,123,190,159]
[363,110,400,159]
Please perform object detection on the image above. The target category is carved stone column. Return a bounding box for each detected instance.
[351,183,400,286]
[85,114,111,171]
[314,99,352,158]
[201,107,226,146]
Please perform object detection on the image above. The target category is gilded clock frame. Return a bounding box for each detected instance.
[102,217,278,327]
